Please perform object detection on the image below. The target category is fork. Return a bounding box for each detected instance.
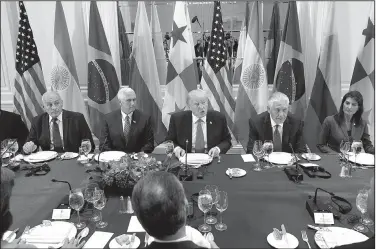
[301,230,311,249]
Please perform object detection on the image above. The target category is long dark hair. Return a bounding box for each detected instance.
[338,91,364,126]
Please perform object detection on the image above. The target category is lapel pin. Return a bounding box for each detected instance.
[133,120,136,123]
[210,121,212,125]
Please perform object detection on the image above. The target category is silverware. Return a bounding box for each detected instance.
[307,224,331,232]
[281,224,289,247]
[17,226,30,244]
[76,227,89,244]
[316,233,330,248]
[301,230,311,249]
[227,168,233,179]
[144,233,149,247]
[217,156,221,164]
[4,228,19,242]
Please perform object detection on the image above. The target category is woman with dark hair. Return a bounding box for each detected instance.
[318,91,374,154]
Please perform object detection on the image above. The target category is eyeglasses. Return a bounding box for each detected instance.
[22,163,51,177]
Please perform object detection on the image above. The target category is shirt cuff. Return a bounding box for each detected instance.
[174,146,182,154]
[215,146,221,154]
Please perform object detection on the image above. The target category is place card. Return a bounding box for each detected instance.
[83,231,114,249]
[241,154,255,162]
[127,216,145,232]
[52,209,71,220]
[314,212,334,225]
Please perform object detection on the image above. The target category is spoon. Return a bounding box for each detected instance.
[77,227,89,244]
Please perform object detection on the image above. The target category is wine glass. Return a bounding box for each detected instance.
[339,140,351,178]
[69,188,86,229]
[84,183,101,222]
[353,188,371,232]
[205,185,218,224]
[215,190,228,231]
[263,140,273,169]
[253,140,264,171]
[81,139,92,167]
[165,140,174,158]
[7,139,19,166]
[351,140,363,166]
[93,190,108,228]
[1,139,10,166]
[198,189,213,233]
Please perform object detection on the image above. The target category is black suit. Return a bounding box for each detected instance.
[26,110,94,153]
[246,111,306,154]
[0,110,29,151]
[146,241,205,249]
[99,109,154,153]
[166,110,232,154]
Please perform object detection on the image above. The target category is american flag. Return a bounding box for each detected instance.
[13,1,47,128]
[200,1,236,130]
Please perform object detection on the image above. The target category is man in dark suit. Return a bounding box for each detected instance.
[23,91,94,153]
[0,110,29,151]
[132,171,218,249]
[99,88,154,153]
[246,92,306,154]
[166,89,232,158]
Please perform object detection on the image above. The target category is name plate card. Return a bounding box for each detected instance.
[314,212,334,225]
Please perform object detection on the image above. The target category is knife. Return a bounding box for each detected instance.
[4,228,19,242]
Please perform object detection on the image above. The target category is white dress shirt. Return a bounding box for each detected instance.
[49,113,64,148]
[192,114,207,152]
[121,111,133,131]
[270,115,283,140]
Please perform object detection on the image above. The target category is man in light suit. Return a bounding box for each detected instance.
[99,88,154,153]
[166,89,232,158]
[246,92,306,154]
[23,91,94,153]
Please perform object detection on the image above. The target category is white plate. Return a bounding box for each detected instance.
[267,232,299,248]
[94,151,127,162]
[347,153,374,166]
[302,153,321,161]
[179,153,213,167]
[109,234,140,248]
[60,152,79,160]
[264,152,294,165]
[21,221,76,248]
[226,168,247,177]
[2,230,16,242]
[2,152,12,159]
[314,227,368,248]
[24,151,58,163]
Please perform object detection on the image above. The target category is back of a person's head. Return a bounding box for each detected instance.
[368,177,375,221]
[1,168,15,237]
[132,171,186,239]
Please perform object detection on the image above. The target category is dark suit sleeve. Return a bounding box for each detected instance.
[246,118,258,154]
[317,117,337,153]
[362,124,374,154]
[14,115,29,150]
[294,121,307,153]
[24,117,40,153]
[140,116,154,153]
[165,114,178,147]
[99,119,112,151]
[78,114,95,152]
[217,115,232,154]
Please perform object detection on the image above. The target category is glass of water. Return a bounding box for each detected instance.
[263,140,273,169]
[198,189,213,233]
[253,140,264,171]
[81,139,92,167]
[69,188,86,229]
[93,190,108,228]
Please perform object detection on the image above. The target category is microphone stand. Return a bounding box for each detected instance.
[51,179,72,208]
[179,139,193,181]
[306,187,337,221]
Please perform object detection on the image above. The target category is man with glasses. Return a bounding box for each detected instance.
[166,89,232,158]
[23,91,94,153]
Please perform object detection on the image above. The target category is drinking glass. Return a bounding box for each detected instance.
[1,139,10,166]
[84,183,101,222]
[263,140,273,169]
[93,190,108,228]
[351,140,363,167]
[165,140,174,158]
[81,139,92,167]
[353,188,370,233]
[7,139,19,166]
[215,190,228,231]
[69,188,86,229]
[205,185,218,224]
[339,140,351,178]
[198,189,213,233]
[253,140,264,171]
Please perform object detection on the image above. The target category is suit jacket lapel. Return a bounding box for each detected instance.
[339,120,350,141]
[282,117,291,149]
[62,110,69,148]
[263,115,273,141]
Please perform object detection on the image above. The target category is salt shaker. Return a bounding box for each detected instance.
[126,196,134,214]
[119,196,127,214]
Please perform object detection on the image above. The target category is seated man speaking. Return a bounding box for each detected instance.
[23,91,94,153]
[246,92,306,154]
[166,89,232,158]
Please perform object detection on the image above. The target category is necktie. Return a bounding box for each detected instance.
[52,118,63,151]
[195,119,205,153]
[273,124,282,152]
[123,115,131,143]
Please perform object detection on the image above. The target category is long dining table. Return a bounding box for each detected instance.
[8,153,374,248]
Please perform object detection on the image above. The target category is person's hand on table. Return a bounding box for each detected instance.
[208,147,220,158]
[205,232,219,248]
[23,141,37,154]
[174,146,186,158]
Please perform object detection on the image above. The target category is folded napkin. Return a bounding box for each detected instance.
[22,224,72,244]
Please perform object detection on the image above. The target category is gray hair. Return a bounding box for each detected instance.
[268,92,289,108]
[41,91,62,103]
[187,89,209,105]
[117,87,136,102]
[132,171,186,239]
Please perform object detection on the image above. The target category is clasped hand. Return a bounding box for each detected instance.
[23,141,37,154]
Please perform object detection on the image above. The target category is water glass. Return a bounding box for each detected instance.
[84,183,101,221]
[69,189,86,229]
[93,190,108,228]
[353,189,371,232]
[205,185,218,224]
[253,140,264,171]
[164,140,174,158]
[81,139,92,167]
[198,189,213,233]
[263,140,273,169]
[351,140,363,166]
[215,191,228,231]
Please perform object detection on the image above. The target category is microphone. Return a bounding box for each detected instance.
[191,16,202,28]
[179,139,193,181]
[313,188,334,204]
[51,179,72,192]
[306,187,339,221]
[51,178,72,207]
